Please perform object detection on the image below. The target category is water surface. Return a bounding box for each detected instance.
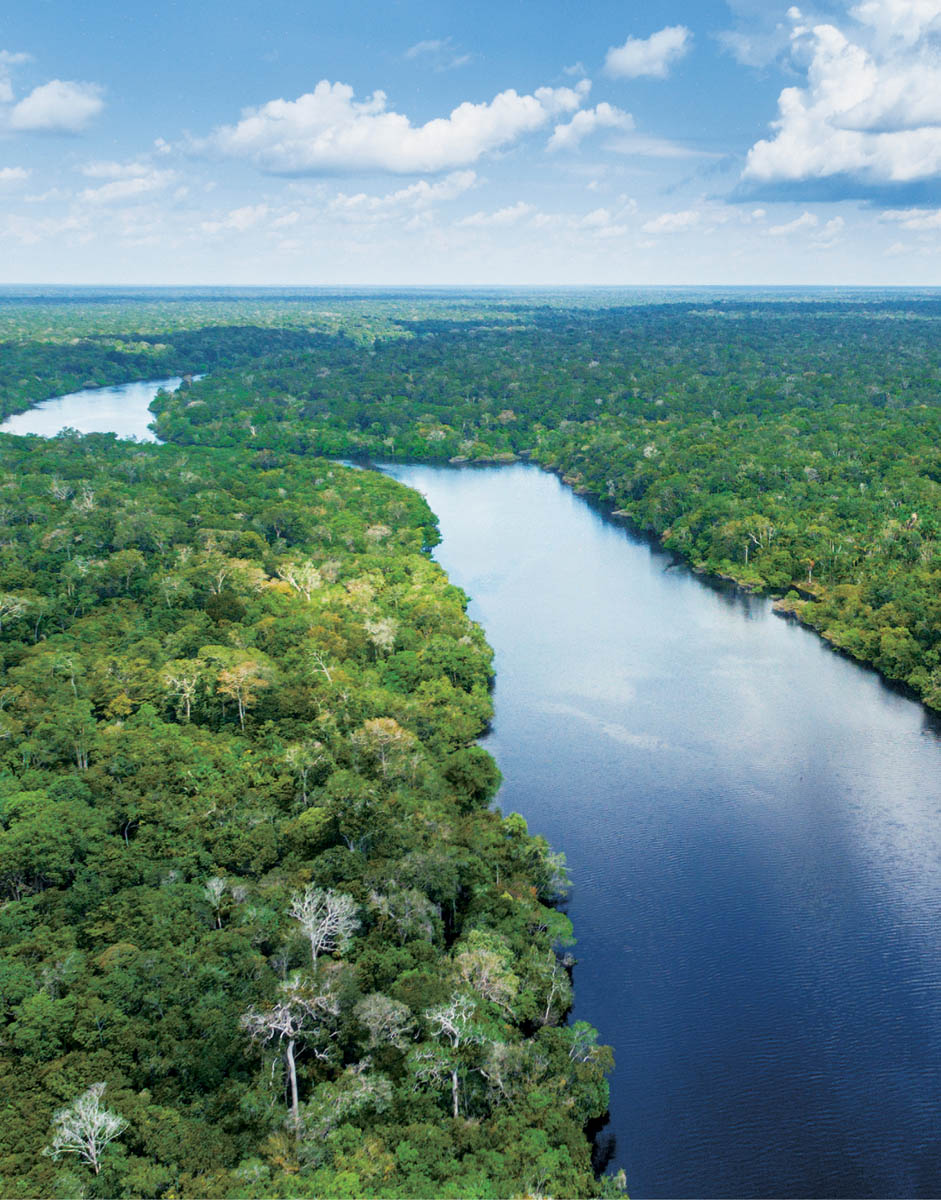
[384,462,941,1200]
[0,376,181,440]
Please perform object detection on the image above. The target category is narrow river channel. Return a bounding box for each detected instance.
[383,461,941,1200]
[4,381,939,1198]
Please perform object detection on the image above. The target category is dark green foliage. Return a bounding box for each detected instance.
[0,432,609,1198]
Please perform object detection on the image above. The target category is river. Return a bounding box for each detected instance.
[0,376,182,440]
[5,380,940,1198]
[383,462,941,1200]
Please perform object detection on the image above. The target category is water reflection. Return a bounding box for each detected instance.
[384,461,941,1200]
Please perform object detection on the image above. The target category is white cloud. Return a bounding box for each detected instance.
[81,160,157,179]
[202,79,588,174]
[79,169,177,204]
[405,39,449,58]
[813,215,846,243]
[7,79,104,133]
[1,211,87,246]
[882,205,941,228]
[0,166,29,185]
[769,210,819,234]
[743,2,941,187]
[606,131,718,159]
[458,201,536,227]
[604,26,692,79]
[0,50,31,104]
[333,169,477,216]
[641,209,701,233]
[548,103,634,151]
[850,0,941,45]
[201,203,270,234]
[404,38,471,70]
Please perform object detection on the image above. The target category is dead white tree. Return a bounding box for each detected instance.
[363,616,397,656]
[159,659,202,722]
[241,972,342,1129]
[284,741,325,804]
[421,993,485,1118]
[43,1083,128,1175]
[288,886,360,968]
[277,560,323,601]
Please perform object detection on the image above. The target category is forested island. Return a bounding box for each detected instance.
[1,286,940,1197]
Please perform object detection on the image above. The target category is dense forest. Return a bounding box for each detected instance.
[0,429,613,1197]
[2,286,940,1197]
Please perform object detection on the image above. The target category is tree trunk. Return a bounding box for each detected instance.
[451,1069,459,1119]
[285,1037,300,1133]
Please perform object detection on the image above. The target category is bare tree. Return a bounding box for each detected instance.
[241,972,342,1128]
[284,740,325,804]
[363,616,397,656]
[309,648,334,684]
[43,1083,128,1175]
[160,659,202,722]
[288,886,360,967]
[277,560,323,601]
[421,993,485,1118]
[352,717,417,779]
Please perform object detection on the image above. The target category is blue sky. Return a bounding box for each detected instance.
[1,0,940,284]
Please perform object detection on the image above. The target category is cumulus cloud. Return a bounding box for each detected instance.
[742,1,941,193]
[0,50,31,104]
[332,170,478,217]
[882,205,941,227]
[0,165,29,185]
[769,210,819,234]
[850,0,941,45]
[814,214,846,243]
[201,79,590,175]
[7,79,104,132]
[642,209,701,233]
[458,201,536,227]
[81,160,157,179]
[548,103,634,151]
[604,26,692,79]
[201,203,270,234]
[80,169,177,205]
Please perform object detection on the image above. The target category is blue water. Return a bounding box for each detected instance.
[0,377,182,440]
[384,462,941,1200]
